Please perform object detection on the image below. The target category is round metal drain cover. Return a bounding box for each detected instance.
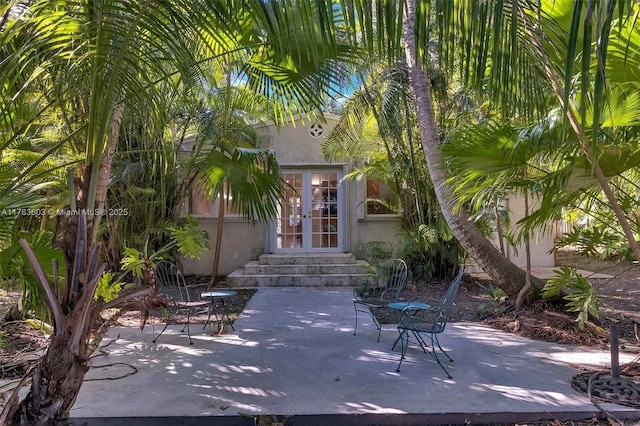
[572,372,640,408]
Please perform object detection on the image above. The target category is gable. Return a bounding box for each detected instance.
[257,116,340,165]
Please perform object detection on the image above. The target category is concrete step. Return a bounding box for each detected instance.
[242,260,371,276]
[225,271,372,288]
[258,253,357,265]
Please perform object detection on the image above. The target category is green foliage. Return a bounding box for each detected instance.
[397,221,462,281]
[354,241,394,265]
[167,216,211,260]
[542,267,599,328]
[93,272,121,303]
[120,248,145,279]
[120,217,209,281]
[556,225,633,261]
[353,279,377,299]
[476,282,509,318]
[480,282,506,304]
[0,230,65,322]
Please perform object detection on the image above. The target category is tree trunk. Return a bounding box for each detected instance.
[9,332,89,425]
[209,185,225,287]
[4,237,106,425]
[402,0,543,298]
[494,195,506,256]
[516,191,533,309]
[91,104,123,243]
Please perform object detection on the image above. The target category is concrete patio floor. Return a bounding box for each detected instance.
[70,287,638,425]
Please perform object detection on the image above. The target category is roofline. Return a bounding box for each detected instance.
[254,112,340,129]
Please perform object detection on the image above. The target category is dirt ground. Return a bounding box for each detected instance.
[113,282,256,328]
[485,249,640,347]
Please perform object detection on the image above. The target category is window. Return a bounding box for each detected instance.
[366,179,395,215]
[190,186,212,216]
[183,183,241,217]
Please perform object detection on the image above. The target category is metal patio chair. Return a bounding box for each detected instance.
[395,271,463,379]
[153,261,209,345]
[353,258,408,342]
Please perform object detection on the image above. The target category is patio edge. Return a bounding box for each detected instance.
[68,410,640,425]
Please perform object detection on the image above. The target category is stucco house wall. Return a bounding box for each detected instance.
[181,117,555,276]
[503,196,556,268]
[180,115,402,276]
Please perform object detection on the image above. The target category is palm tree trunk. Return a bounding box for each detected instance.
[3,224,106,424]
[494,195,506,256]
[91,104,123,243]
[402,0,542,298]
[209,185,225,287]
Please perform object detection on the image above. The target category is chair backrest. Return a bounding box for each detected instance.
[154,261,191,304]
[377,258,408,303]
[432,271,463,331]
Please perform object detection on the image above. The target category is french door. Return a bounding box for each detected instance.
[273,169,344,252]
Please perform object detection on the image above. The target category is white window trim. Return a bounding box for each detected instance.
[357,178,400,220]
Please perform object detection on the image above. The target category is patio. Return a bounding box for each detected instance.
[70,287,638,424]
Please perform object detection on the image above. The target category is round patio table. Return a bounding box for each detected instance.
[200,290,237,335]
[388,301,430,311]
[388,301,430,350]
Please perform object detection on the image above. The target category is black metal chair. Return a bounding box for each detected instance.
[153,261,208,345]
[395,271,463,378]
[353,258,408,342]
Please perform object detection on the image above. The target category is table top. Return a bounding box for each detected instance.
[388,301,430,311]
[200,290,237,298]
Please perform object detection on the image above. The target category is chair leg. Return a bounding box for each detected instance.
[412,330,429,354]
[186,313,194,345]
[433,333,453,362]
[372,308,381,342]
[391,332,402,351]
[429,333,452,379]
[395,328,409,372]
[153,322,170,344]
[353,302,359,336]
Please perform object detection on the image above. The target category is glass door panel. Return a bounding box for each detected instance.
[274,170,342,252]
[276,172,303,250]
[310,173,339,249]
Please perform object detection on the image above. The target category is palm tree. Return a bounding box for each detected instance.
[181,80,282,286]
[399,0,539,296]
[323,62,463,279]
[1,1,350,422]
[324,0,640,297]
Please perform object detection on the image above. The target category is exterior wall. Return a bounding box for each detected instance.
[257,119,331,165]
[180,218,266,276]
[181,115,402,276]
[181,117,554,276]
[503,195,556,267]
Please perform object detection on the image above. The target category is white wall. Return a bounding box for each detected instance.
[180,218,265,276]
[503,195,556,267]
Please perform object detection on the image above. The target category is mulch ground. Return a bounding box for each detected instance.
[483,300,610,346]
[0,321,48,380]
[114,281,256,328]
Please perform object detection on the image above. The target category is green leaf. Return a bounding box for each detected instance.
[168,216,210,259]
